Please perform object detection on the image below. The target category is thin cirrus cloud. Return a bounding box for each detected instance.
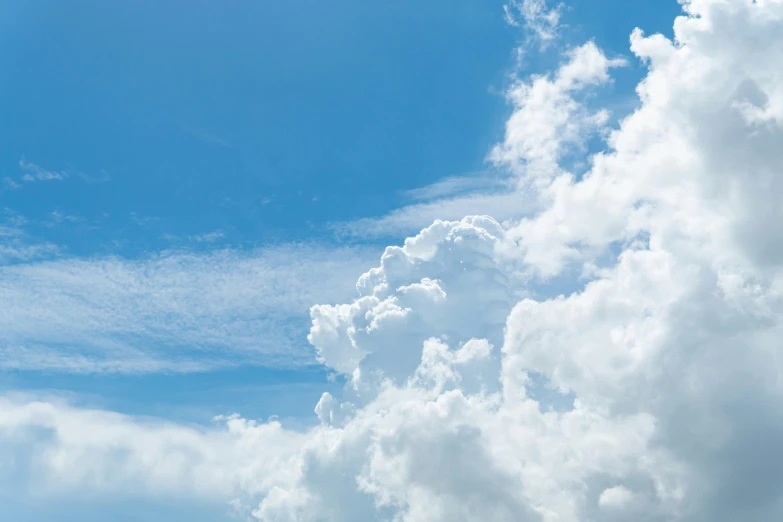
[0,243,378,373]
[18,159,68,182]
[0,225,59,265]
[6,159,109,187]
[504,0,562,45]
[5,1,783,522]
[334,186,532,239]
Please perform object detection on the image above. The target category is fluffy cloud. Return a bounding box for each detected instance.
[0,395,304,506]
[5,0,783,521]
[310,216,513,386]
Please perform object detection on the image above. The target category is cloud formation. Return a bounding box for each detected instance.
[504,0,563,45]
[5,0,783,521]
[18,159,68,182]
[0,244,377,372]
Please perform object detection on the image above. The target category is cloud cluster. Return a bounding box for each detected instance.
[4,0,783,521]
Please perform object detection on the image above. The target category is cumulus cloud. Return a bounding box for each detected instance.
[490,41,627,187]
[5,0,783,521]
[341,40,626,240]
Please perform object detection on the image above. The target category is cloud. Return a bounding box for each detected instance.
[180,122,230,147]
[403,172,507,202]
[311,216,514,381]
[0,244,377,373]
[6,1,783,521]
[0,395,303,502]
[0,225,59,265]
[189,230,226,243]
[335,190,531,239]
[504,0,563,45]
[338,43,625,240]
[490,41,627,185]
[18,159,68,182]
[77,169,112,183]
[598,485,635,509]
[2,177,21,189]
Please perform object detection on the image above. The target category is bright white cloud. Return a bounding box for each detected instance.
[0,395,304,506]
[5,1,783,521]
[490,41,627,186]
[342,41,625,240]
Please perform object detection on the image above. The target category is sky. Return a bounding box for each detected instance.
[3,0,783,521]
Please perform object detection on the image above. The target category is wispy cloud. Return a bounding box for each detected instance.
[180,123,230,147]
[0,243,378,374]
[504,0,563,46]
[2,177,21,189]
[18,159,68,182]
[129,212,159,227]
[0,225,59,264]
[44,210,85,227]
[403,171,508,201]
[332,169,533,239]
[77,169,112,183]
[11,159,108,187]
[189,230,226,243]
[335,31,624,241]
[335,189,532,239]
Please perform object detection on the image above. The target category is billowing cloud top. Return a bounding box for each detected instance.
[4,0,783,521]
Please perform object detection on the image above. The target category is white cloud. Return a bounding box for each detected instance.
[0,225,59,264]
[598,485,635,509]
[2,177,21,189]
[18,159,68,182]
[6,1,783,521]
[0,395,304,504]
[490,41,627,186]
[504,0,563,45]
[403,172,507,202]
[189,230,226,243]
[0,244,377,373]
[335,190,531,239]
[311,216,514,383]
[340,42,625,240]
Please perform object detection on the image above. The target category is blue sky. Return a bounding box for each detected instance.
[1,0,679,251]
[0,0,699,520]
